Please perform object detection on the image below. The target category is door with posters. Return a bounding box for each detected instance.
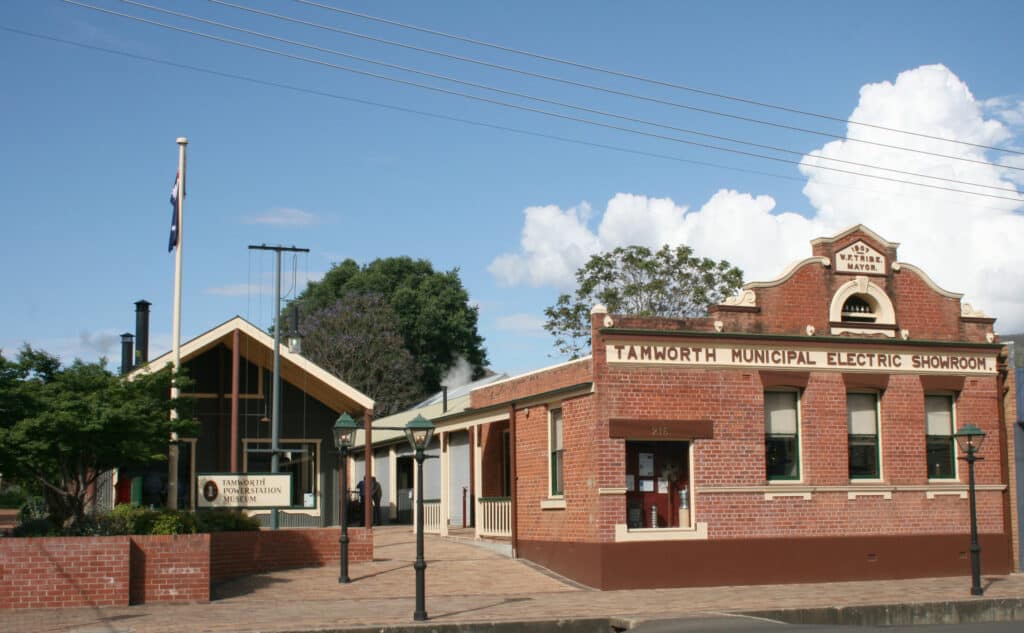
[625,441,689,528]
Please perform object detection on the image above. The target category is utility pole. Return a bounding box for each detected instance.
[248,244,309,529]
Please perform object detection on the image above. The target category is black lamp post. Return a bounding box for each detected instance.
[954,423,986,596]
[404,414,435,621]
[333,412,358,584]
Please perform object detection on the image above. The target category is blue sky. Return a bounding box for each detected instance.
[2,0,1023,377]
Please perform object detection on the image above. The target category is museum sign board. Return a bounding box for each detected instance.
[196,473,292,509]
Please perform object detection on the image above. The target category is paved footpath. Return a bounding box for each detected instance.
[3,526,1024,633]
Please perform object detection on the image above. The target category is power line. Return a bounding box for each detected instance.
[121,0,1022,192]
[61,0,1024,203]
[209,0,1023,171]
[0,25,806,185]
[5,24,1013,215]
[293,0,1024,157]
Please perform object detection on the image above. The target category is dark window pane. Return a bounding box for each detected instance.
[849,435,878,478]
[766,435,798,479]
[926,437,955,479]
[246,442,316,507]
[551,450,564,495]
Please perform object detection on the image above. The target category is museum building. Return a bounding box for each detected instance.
[426,225,1018,589]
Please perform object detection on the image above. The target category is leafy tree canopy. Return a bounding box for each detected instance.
[301,293,424,416]
[0,347,196,527]
[544,245,744,358]
[296,256,487,397]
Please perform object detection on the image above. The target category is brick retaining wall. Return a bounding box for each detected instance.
[0,527,374,609]
[0,537,130,609]
[210,527,372,582]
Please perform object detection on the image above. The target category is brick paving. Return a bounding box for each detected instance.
[3,526,1023,633]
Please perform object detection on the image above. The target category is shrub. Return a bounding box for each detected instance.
[108,504,160,535]
[150,510,198,535]
[11,518,58,537]
[18,496,48,523]
[197,509,261,533]
[0,485,29,509]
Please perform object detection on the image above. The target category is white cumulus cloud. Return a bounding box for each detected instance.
[489,64,1024,332]
[245,207,318,226]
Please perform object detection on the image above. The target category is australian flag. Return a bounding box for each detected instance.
[168,172,179,252]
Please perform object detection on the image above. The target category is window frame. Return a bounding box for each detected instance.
[548,406,564,498]
[847,391,882,481]
[764,389,802,482]
[242,437,322,512]
[924,393,958,481]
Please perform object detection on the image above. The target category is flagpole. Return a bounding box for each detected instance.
[168,136,187,511]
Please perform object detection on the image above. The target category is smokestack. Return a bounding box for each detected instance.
[134,300,151,366]
[442,386,448,413]
[120,333,134,376]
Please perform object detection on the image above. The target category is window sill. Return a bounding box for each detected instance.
[764,489,812,501]
[846,485,893,500]
[614,522,708,542]
[540,498,566,510]
[925,486,967,499]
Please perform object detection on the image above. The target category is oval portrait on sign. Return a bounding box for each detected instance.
[203,480,219,502]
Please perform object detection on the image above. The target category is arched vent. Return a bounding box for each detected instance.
[841,295,876,323]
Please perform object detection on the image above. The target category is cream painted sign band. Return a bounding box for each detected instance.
[606,343,996,374]
[197,473,292,509]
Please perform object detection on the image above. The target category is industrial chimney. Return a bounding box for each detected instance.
[134,300,151,367]
[120,333,134,376]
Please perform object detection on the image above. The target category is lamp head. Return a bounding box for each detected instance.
[955,423,986,454]
[333,412,358,450]
[286,303,303,354]
[404,414,435,451]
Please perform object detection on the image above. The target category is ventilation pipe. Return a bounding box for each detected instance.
[442,386,448,413]
[134,300,151,367]
[120,333,134,376]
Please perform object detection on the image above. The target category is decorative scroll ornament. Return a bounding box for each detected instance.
[986,332,995,343]
[723,289,756,307]
[961,303,988,318]
[806,325,815,336]
[901,329,910,340]
[714,320,724,333]
[604,315,615,327]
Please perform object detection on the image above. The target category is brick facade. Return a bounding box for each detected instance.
[472,225,1017,589]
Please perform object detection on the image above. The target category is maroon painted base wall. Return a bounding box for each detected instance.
[520,533,1013,590]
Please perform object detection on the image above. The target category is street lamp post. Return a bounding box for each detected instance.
[954,423,986,596]
[333,413,359,584]
[404,414,435,622]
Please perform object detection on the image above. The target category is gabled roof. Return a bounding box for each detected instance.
[357,374,507,447]
[130,316,374,413]
[810,224,900,249]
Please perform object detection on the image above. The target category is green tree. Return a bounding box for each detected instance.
[0,347,196,528]
[301,293,424,416]
[297,257,487,396]
[544,245,744,358]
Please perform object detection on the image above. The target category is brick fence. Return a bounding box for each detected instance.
[0,527,372,609]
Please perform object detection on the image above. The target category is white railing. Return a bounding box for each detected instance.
[422,499,442,534]
[478,497,512,537]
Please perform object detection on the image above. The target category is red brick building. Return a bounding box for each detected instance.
[459,225,1018,589]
